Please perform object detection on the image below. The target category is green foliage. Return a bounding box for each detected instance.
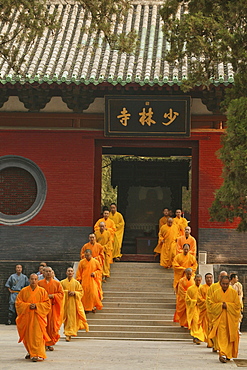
[210,97,247,231]
[101,155,117,209]
[160,0,247,91]
[0,0,136,71]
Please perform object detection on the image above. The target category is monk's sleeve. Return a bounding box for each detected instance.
[35,290,51,316]
[94,260,102,274]
[94,220,100,232]
[53,283,64,304]
[74,282,84,300]
[172,256,185,271]
[76,263,83,282]
[185,288,197,309]
[191,257,198,273]
[197,287,206,311]
[80,245,86,259]
[99,246,105,264]
[190,239,197,256]
[116,214,125,229]
[15,290,30,316]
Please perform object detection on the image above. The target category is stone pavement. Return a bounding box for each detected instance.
[0,325,246,369]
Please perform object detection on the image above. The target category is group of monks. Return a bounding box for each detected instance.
[14,203,125,362]
[155,207,243,364]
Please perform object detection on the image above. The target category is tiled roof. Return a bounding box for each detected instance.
[0,0,234,87]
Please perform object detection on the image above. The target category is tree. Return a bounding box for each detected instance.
[160,0,247,230]
[0,0,135,72]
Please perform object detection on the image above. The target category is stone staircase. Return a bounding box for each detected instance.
[77,262,191,341]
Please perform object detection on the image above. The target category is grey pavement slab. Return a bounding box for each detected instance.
[0,325,246,369]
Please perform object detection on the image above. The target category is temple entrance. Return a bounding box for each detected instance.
[101,145,193,258]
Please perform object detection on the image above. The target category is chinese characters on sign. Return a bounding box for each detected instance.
[117,102,180,127]
[105,95,190,137]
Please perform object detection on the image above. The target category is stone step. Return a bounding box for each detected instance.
[101,302,176,309]
[69,336,191,342]
[86,313,174,320]
[87,319,178,326]
[77,330,190,339]
[102,291,175,297]
[103,296,175,303]
[102,287,173,292]
[90,307,175,314]
[85,324,188,333]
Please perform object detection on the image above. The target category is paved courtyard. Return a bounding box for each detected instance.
[0,325,246,369]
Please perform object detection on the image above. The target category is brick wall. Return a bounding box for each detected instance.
[0,130,96,226]
[0,261,74,324]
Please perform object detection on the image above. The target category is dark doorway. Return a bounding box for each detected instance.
[101,146,192,255]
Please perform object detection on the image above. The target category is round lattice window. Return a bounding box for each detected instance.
[0,156,47,225]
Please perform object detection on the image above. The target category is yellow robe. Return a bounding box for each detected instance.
[159,216,168,230]
[172,253,198,290]
[109,211,125,258]
[206,281,221,349]
[176,235,197,256]
[198,283,211,343]
[15,285,51,359]
[173,216,188,236]
[186,284,205,341]
[76,258,103,311]
[60,277,89,336]
[154,223,179,268]
[94,217,116,241]
[95,229,113,278]
[208,287,241,359]
[174,276,194,327]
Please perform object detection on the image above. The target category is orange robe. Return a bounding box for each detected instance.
[38,278,64,346]
[176,235,197,256]
[159,216,168,230]
[15,285,51,359]
[208,287,241,359]
[186,284,204,342]
[174,276,194,327]
[173,216,188,236]
[172,253,197,290]
[198,283,211,343]
[95,229,113,278]
[80,242,104,266]
[94,217,116,241]
[80,241,104,299]
[154,223,179,268]
[76,258,103,311]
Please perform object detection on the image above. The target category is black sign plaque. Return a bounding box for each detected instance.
[105,95,191,137]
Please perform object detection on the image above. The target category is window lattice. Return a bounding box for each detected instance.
[0,167,37,215]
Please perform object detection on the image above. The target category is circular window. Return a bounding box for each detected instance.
[0,156,47,225]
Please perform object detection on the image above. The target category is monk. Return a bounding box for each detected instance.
[186,274,204,344]
[95,222,113,281]
[174,268,194,327]
[176,226,197,256]
[172,244,197,292]
[173,209,188,237]
[198,272,213,345]
[61,267,89,342]
[38,266,64,351]
[15,273,51,362]
[94,209,116,242]
[154,218,179,268]
[76,249,103,313]
[206,270,228,351]
[80,233,104,266]
[208,276,241,363]
[109,203,125,261]
[80,233,104,298]
[158,207,170,230]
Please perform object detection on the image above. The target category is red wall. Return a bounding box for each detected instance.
[0,129,237,230]
[198,131,237,229]
[1,131,95,226]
